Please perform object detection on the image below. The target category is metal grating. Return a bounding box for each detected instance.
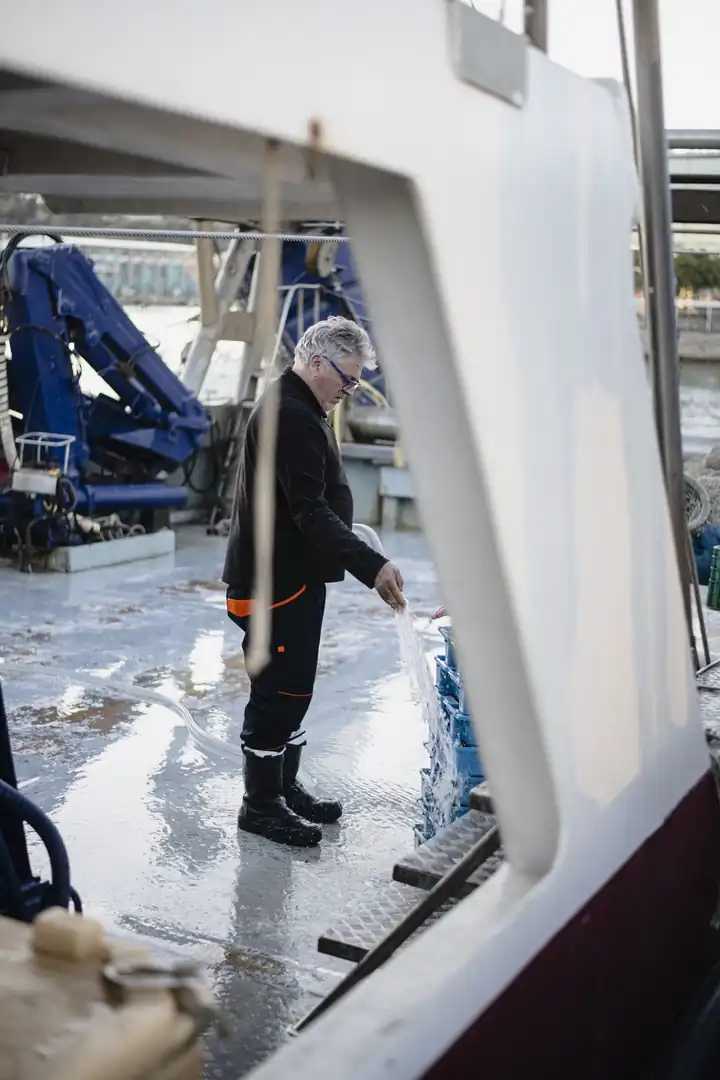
[697,661,720,692]
[393,809,502,895]
[317,881,456,963]
[698,687,720,748]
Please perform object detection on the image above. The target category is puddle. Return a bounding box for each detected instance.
[11,693,131,734]
[315,658,339,676]
[223,945,288,980]
[162,578,224,596]
[133,650,250,703]
[6,683,140,760]
[21,630,52,644]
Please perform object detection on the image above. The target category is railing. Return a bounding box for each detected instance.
[635,297,720,333]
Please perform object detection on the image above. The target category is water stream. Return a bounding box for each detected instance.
[394,608,458,829]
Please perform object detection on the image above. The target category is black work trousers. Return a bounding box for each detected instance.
[226,583,326,751]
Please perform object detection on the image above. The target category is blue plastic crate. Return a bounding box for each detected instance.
[420,795,470,835]
[438,624,457,670]
[413,822,431,846]
[421,760,483,815]
[425,737,458,781]
[428,740,483,781]
[420,794,469,837]
[419,769,453,828]
[419,769,444,818]
[438,695,476,747]
[455,775,483,808]
[420,767,444,812]
[425,738,484,791]
[435,655,469,713]
[425,771,482,810]
[435,655,454,700]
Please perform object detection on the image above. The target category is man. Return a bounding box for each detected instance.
[223,316,405,847]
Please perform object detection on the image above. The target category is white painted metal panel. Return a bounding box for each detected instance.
[0,2,708,1075]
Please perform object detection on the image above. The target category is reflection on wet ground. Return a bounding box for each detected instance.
[0,526,441,1078]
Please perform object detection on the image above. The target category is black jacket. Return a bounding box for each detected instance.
[222,369,387,598]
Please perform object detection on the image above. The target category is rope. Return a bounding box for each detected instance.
[0,224,347,244]
[245,142,283,679]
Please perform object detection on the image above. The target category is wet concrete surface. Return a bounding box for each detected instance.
[0,526,441,1077]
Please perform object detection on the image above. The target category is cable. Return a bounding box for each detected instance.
[183,421,222,495]
[0,230,63,289]
[56,475,78,513]
[0,220,714,256]
[1,225,349,244]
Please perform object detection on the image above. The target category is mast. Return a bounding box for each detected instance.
[632,0,692,634]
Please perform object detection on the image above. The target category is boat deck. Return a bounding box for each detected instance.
[0,526,441,1077]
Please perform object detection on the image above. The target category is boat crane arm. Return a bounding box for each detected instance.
[4,239,209,476]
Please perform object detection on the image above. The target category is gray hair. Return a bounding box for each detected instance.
[294,315,377,371]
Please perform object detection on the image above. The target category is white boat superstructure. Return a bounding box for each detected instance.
[0,3,719,1078]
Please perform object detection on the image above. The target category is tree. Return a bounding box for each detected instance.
[674,253,720,296]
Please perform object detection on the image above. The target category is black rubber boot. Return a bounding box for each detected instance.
[283,742,343,824]
[238,750,322,847]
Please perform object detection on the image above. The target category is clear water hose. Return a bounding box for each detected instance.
[0,526,391,767]
[0,659,245,764]
[351,522,384,555]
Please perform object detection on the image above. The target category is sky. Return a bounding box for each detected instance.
[478,1,720,130]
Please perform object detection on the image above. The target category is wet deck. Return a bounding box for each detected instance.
[0,526,440,1078]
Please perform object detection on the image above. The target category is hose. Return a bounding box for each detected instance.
[1,659,246,764]
[352,523,385,555]
[332,396,344,442]
[333,384,388,443]
[56,475,78,513]
[0,826,27,920]
[1,524,388,767]
[357,380,389,409]
[1,523,396,783]
[0,776,72,909]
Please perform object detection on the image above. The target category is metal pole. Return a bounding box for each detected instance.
[524,1,548,51]
[632,0,692,636]
[667,130,720,151]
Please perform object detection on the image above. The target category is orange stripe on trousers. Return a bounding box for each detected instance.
[226,584,307,619]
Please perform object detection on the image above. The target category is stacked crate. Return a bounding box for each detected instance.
[708,546,720,610]
[414,624,484,845]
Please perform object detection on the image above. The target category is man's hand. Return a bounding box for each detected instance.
[374,562,405,610]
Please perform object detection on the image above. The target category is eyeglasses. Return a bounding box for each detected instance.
[319,355,360,395]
